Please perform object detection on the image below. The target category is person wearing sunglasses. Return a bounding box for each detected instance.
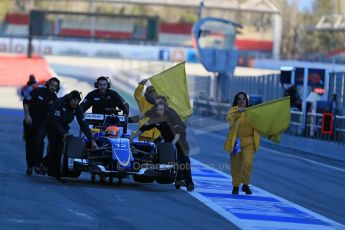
[133,78,161,142]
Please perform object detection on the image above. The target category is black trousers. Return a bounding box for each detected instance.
[23,120,46,168]
[175,144,193,184]
[44,129,64,177]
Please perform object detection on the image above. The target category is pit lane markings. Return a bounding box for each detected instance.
[187,158,344,230]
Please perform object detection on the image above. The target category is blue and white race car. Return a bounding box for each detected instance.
[60,113,177,185]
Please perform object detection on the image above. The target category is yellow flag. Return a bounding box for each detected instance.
[149,61,192,120]
[245,97,290,143]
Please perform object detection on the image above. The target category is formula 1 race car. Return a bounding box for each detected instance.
[59,113,177,185]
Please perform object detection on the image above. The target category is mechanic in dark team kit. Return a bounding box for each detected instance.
[80,76,129,115]
[23,77,60,175]
[44,90,98,180]
[131,98,194,191]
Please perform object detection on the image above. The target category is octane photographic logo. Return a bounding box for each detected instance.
[131,162,188,171]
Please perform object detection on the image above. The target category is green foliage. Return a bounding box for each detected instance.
[179,12,198,23]
[312,0,335,16]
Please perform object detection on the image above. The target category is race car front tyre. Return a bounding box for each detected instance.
[62,169,82,178]
[133,175,155,183]
[156,176,175,184]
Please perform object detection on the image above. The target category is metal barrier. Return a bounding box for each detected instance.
[193,99,345,144]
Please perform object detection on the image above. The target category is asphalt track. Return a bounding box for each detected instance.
[0,57,344,229]
[0,108,238,230]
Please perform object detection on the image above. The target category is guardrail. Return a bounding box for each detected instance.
[193,99,345,144]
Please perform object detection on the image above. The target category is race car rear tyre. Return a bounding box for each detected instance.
[133,175,155,183]
[100,176,106,184]
[91,174,96,183]
[62,169,82,178]
[156,176,175,184]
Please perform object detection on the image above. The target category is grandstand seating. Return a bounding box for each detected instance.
[4,24,28,36]
[5,13,29,25]
[59,16,135,39]
[2,13,29,36]
[158,22,193,46]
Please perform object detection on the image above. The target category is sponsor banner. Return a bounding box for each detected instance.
[0,37,199,63]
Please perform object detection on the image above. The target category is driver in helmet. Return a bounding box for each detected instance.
[105,126,120,138]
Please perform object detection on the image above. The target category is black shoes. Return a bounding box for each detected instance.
[40,166,47,175]
[34,167,42,175]
[232,186,239,194]
[26,167,33,176]
[186,183,194,192]
[242,185,252,195]
[232,185,252,195]
[175,180,194,192]
[175,180,181,189]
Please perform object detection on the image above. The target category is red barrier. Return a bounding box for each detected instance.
[0,55,52,86]
[5,13,30,25]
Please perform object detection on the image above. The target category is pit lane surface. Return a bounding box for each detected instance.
[1,59,344,229]
[1,108,344,230]
[0,108,238,230]
[188,127,345,229]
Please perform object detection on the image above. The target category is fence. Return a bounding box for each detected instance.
[190,70,345,144]
[328,72,345,110]
[192,99,345,144]
[288,110,345,143]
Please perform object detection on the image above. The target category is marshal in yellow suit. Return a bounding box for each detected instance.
[224,106,260,188]
[134,83,161,141]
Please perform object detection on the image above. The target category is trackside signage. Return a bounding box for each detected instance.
[0,37,199,63]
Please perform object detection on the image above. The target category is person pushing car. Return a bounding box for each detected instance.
[23,77,60,175]
[44,90,98,181]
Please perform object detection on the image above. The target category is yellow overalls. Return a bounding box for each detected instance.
[134,84,161,141]
[224,106,260,187]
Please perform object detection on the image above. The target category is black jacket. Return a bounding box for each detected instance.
[48,96,93,141]
[80,89,129,115]
[141,107,189,155]
[23,87,57,124]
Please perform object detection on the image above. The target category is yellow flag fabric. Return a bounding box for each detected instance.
[149,61,192,120]
[244,97,290,143]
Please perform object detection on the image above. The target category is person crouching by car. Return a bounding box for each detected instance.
[44,90,98,181]
[131,98,194,192]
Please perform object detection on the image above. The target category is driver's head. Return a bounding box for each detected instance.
[95,76,109,94]
[105,125,120,138]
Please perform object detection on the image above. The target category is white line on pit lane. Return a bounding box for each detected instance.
[201,131,345,173]
[187,158,345,229]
